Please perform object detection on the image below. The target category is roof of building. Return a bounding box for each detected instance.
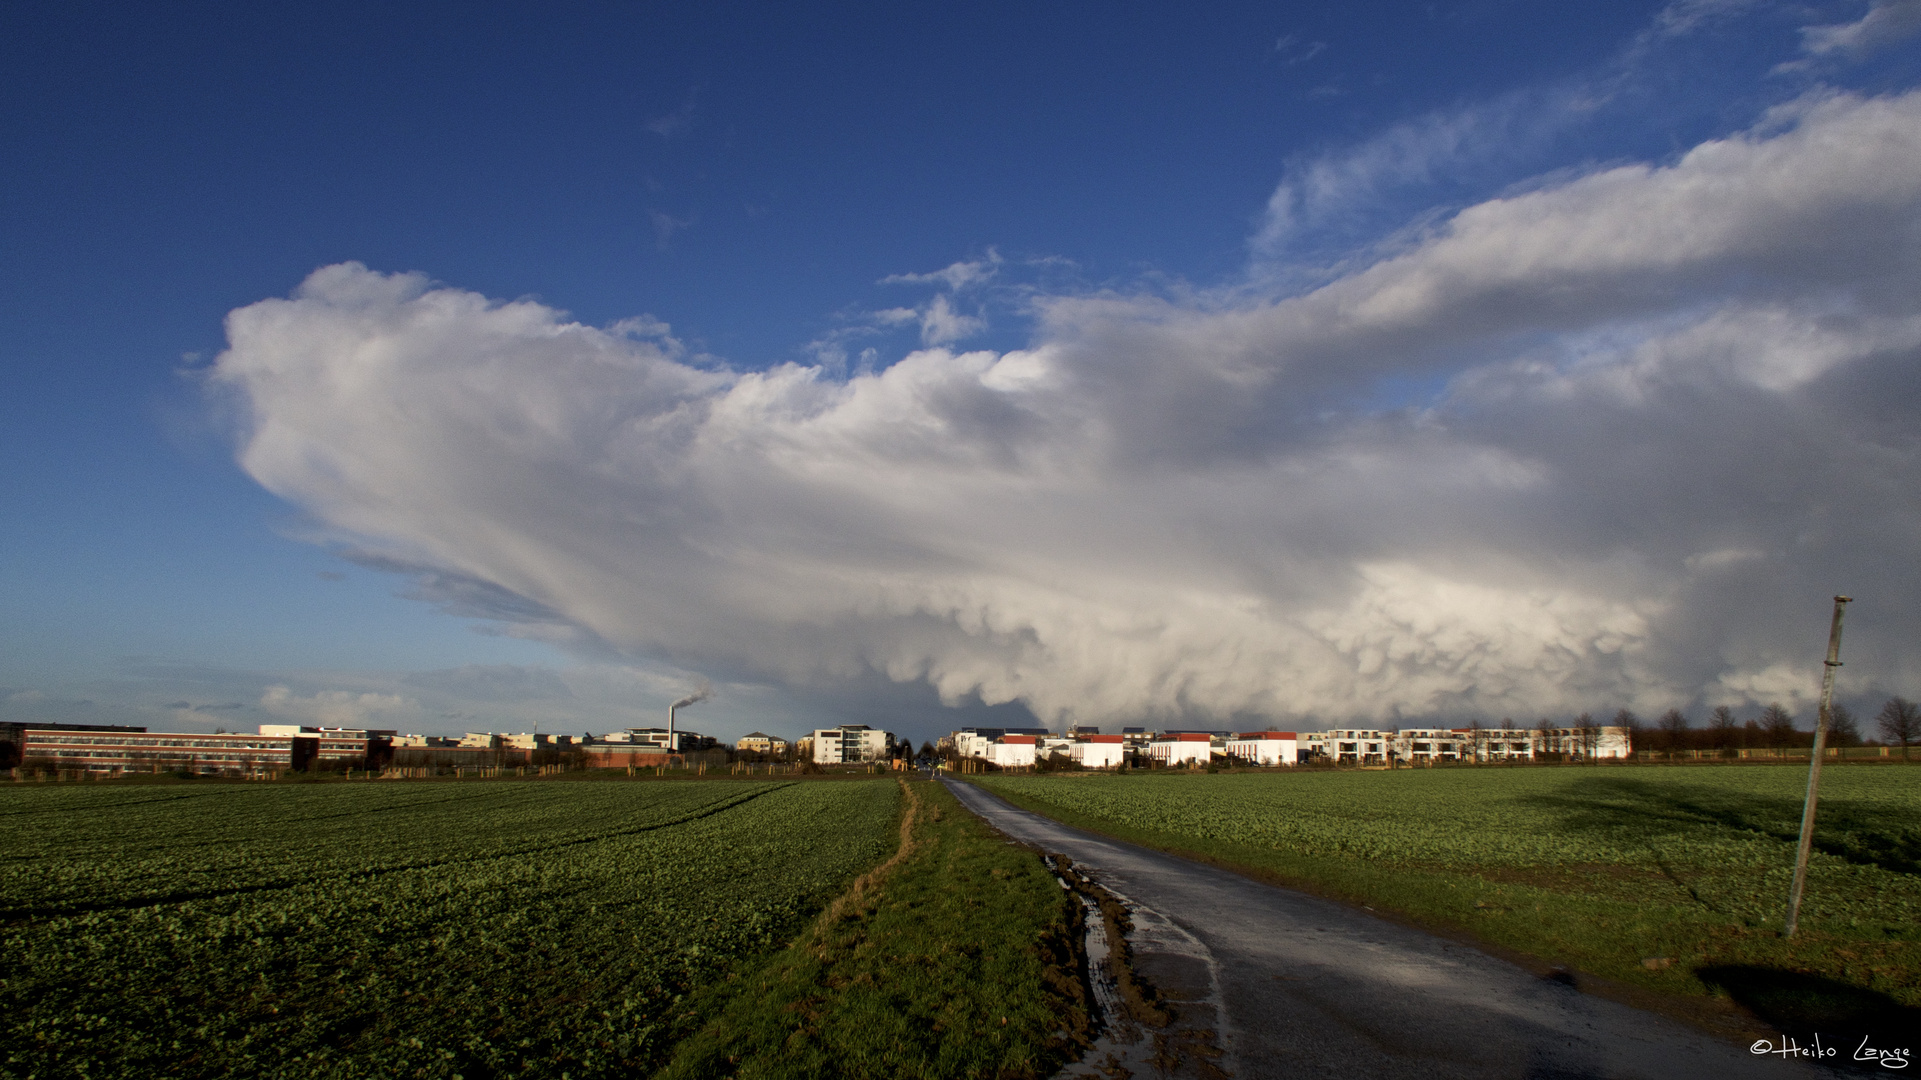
[1234,731,1299,740]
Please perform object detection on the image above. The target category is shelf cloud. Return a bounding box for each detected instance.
[213,88,1921,726]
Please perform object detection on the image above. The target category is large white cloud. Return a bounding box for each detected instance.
[213,88,1921,726]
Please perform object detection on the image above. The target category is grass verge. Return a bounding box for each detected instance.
[972,768,1921,1048]
[657,779,1091,1080]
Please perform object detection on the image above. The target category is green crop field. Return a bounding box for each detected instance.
[1,779,900,1079]
[976,766,1921,1028]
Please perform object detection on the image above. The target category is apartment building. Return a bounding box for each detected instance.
[947,727,1051,760]
[1069,734,1127,768]
[1468,728,1538,762]
[1526,726,1631,760]
[1395,729,1470,763]
[1324,729,1389,765]
[1225,731,1300,765]
[985,734,1038,768]
[810,725,895,764]
[1149,732,1214,766]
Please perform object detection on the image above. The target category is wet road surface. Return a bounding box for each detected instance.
[943,778,1831,1080]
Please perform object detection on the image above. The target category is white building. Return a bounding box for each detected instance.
[950,730,993,759]
[498,733,553,751]
[1468,728,1537,762]
[1395,729,1469,763]
[1323,729,1388,765]
[1149,733,1213,766]
[811,725,894,764]
[1225,731,1300,765]
[945,727,1053,761]
[1069,735,1127,769]
[986,735,1038,768]
[458,732,499,749]
[1527,726,1631,761]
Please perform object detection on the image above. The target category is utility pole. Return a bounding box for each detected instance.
[1785,595,1851,938]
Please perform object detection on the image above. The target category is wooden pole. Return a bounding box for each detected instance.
[1786,595,1850,938]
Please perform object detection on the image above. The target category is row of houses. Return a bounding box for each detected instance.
[6,720,902,776]
[942,725,1633,769]
[8,718,1626,777]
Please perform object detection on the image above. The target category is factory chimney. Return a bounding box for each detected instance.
[667,686,711,752]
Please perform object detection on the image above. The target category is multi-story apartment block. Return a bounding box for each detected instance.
[1467,728,1538,762]
[810,725,895,764]
[1323,729,1389,765]
[985,735,1038,768]
[1069,735,1127,768]
[1527,726,1631,760]
[1395,729,1470,763]
[1225,731,1301,765]
[1149,732,1214,766]
[947,727,1051,760]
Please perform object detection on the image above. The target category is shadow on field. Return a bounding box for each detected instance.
[1697,965,1921,1068]
[1522,776,1921,878]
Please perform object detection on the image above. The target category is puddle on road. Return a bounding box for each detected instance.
[1047,854,1235,1080]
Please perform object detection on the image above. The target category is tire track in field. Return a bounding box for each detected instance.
[1,782,794,923]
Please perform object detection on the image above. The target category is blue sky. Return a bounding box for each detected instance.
[4,1,1919,743]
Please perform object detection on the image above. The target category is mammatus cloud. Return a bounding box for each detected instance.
[214,88,1921,726]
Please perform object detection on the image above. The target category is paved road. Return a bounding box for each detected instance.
[944,778,1831,1080]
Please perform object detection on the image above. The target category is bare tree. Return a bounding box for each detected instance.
[1657,708,1689,755]
[1614,709,1642,756]
[1826,704,1860,749]
[1761,703,1798,748]
[1878,697,1919,761]
[1709,705,1737,752]
[1572,712,1597,761]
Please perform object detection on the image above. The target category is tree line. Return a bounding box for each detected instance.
[1598,697,1918,758]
